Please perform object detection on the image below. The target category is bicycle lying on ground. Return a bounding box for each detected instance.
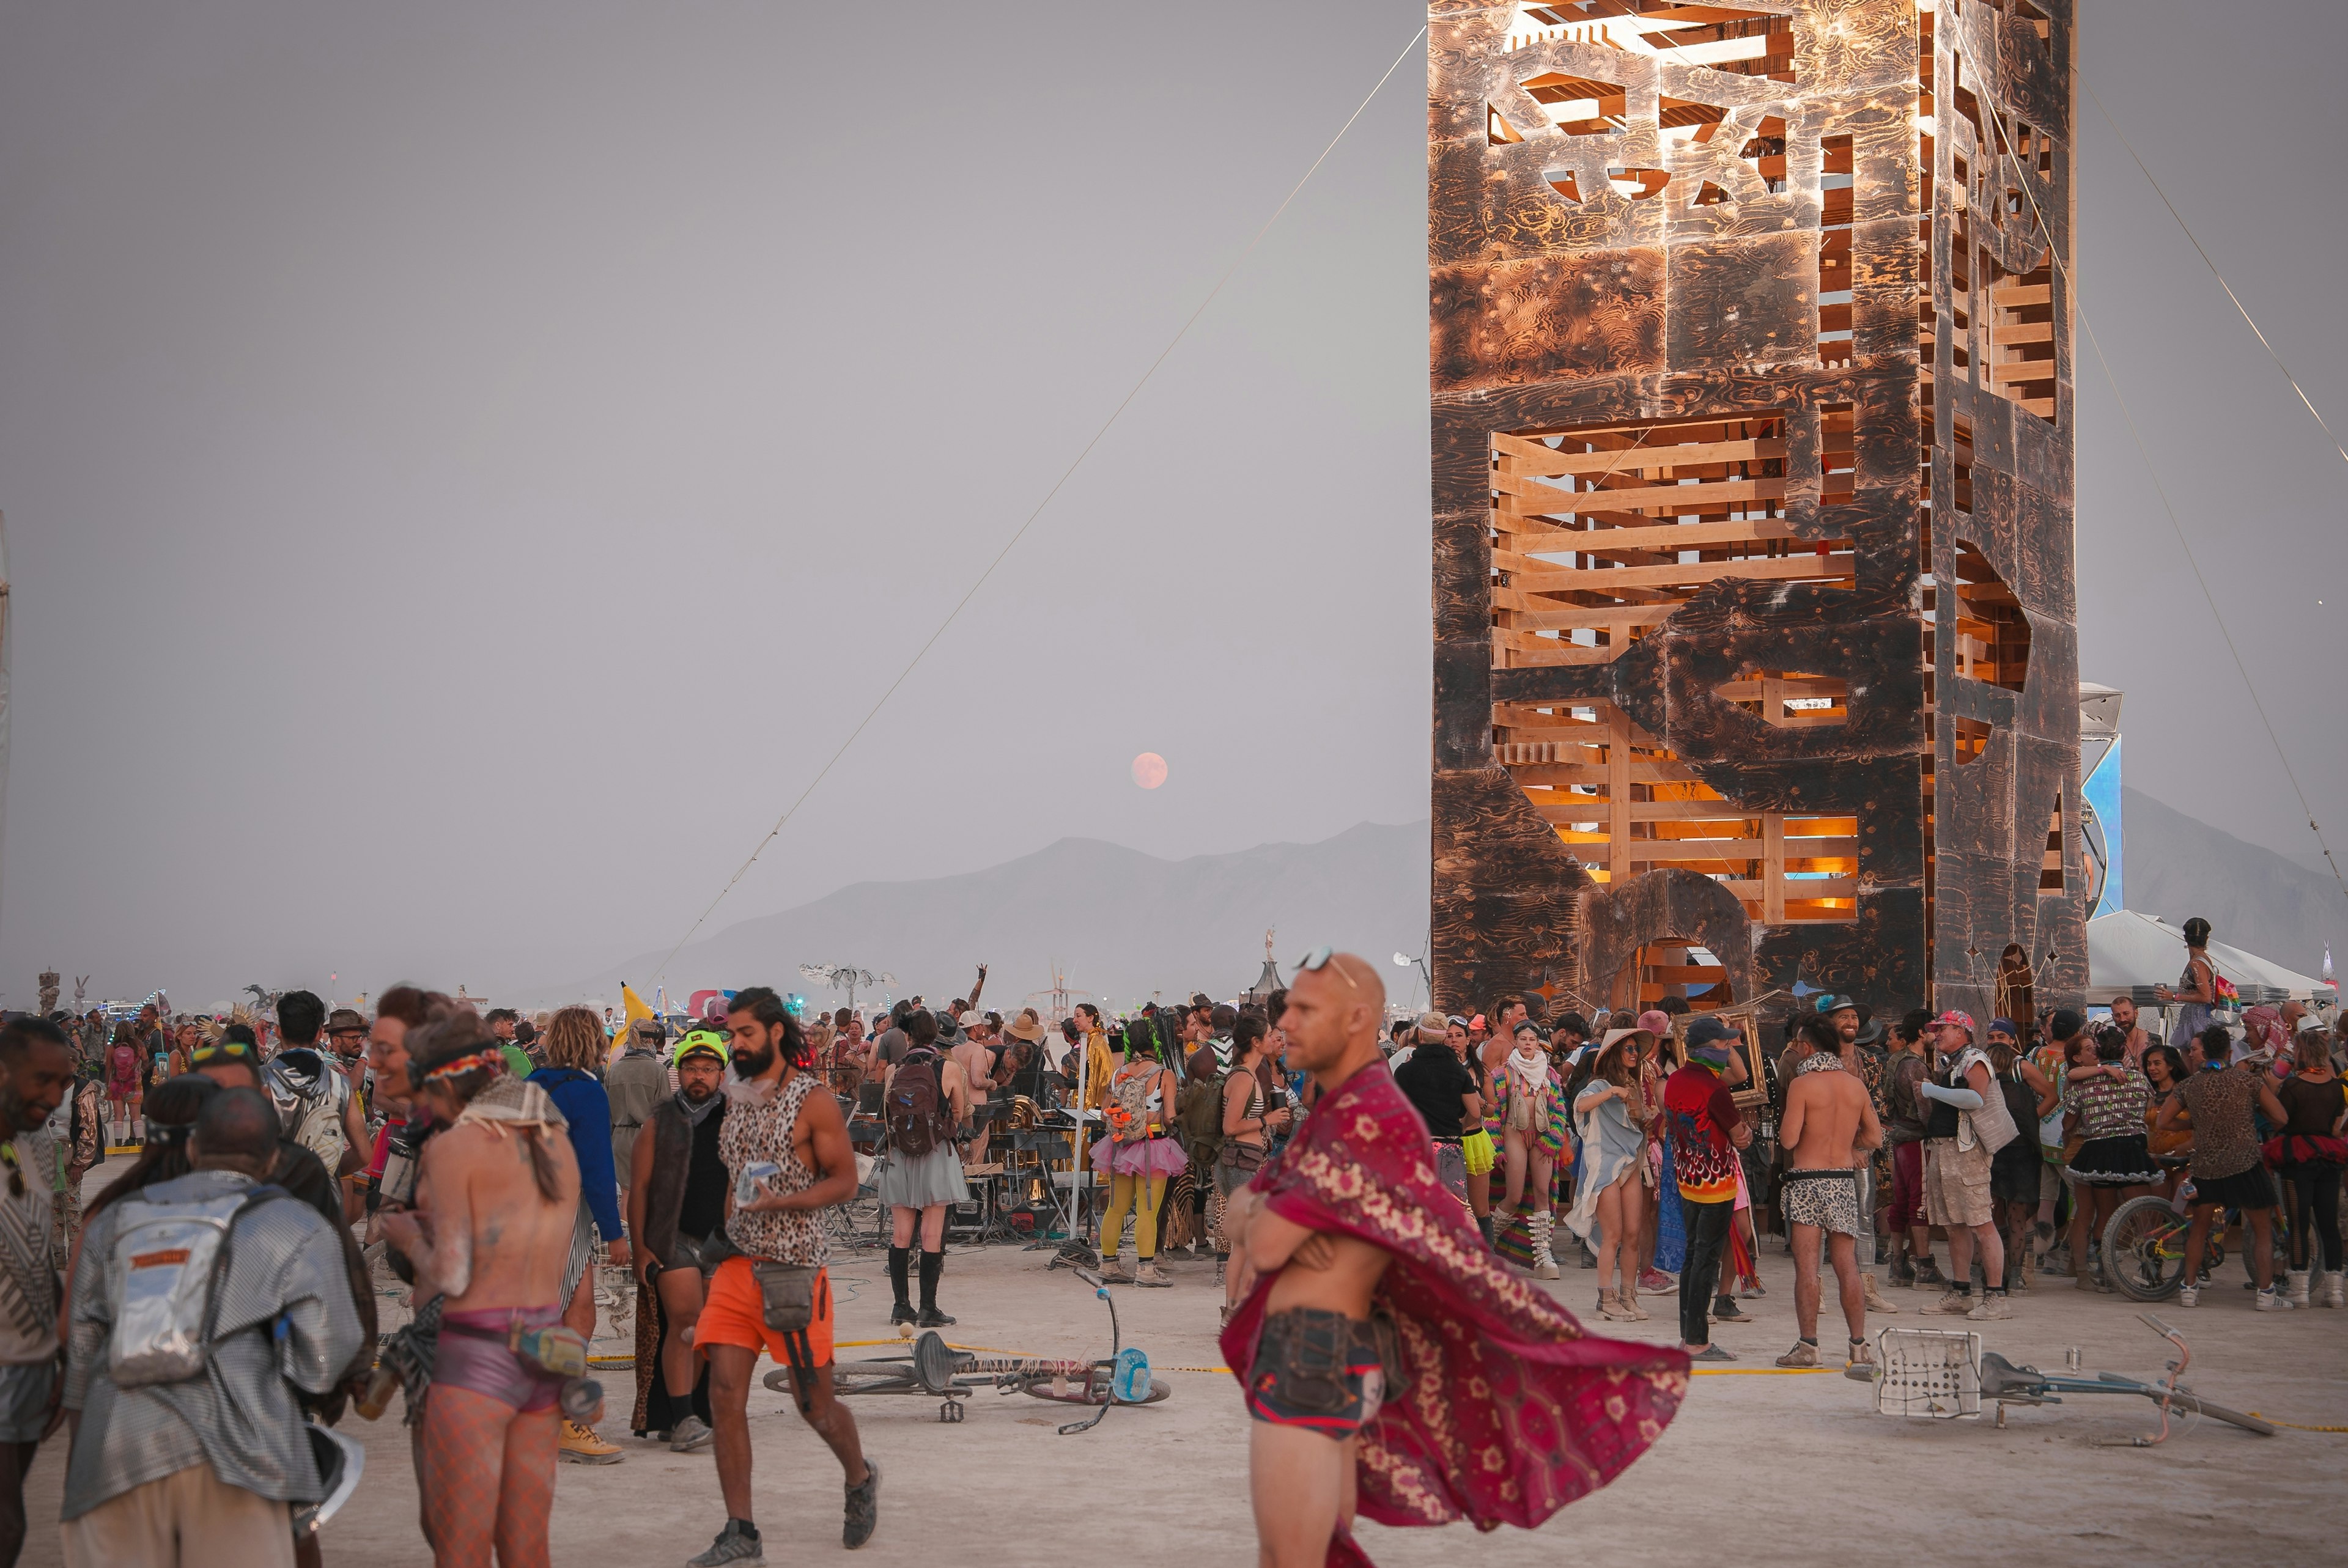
[764,1261,1168,1432]
[1977,1311,2275,1442]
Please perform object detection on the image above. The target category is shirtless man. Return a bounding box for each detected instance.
[380,1006,582,1568]
[1775,1014,1885,1376]
[693,987,876,1564]
[2108,996,2152,1067]
[1226,954,1394,1568]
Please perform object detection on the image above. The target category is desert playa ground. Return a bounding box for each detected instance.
[18,1223,2342,1567]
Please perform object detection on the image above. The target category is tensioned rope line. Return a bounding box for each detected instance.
[1946,23,2348,904]
[2082,76,2348,473]
[647,23,1431,984]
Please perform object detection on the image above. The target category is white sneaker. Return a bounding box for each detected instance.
[2175,1284,2199,1308]
[1966,1292,2012,1321]
[2254,1286,2297,1312]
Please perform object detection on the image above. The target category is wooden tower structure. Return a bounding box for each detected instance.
[1428,0,2082,1029]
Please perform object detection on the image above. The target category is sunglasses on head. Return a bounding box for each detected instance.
[1293,948,1362,995]
[190,1040,256,1065]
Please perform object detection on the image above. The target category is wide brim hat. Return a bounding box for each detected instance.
[1004,1013,1044,1042]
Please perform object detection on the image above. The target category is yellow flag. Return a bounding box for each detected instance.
[615,983,657,1058]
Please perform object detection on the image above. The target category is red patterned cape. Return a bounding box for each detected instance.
[1220,1061,1686,1564]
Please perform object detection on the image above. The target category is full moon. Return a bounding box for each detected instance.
[1131,753,1168,789]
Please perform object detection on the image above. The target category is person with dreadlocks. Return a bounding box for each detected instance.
[690,986,876,1564]
[378,1003,583,1568]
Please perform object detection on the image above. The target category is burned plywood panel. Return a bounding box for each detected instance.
[1428,1,2080,1025]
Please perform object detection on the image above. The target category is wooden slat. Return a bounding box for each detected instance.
[1488,589,1687,622]
[1493,630,1620,665]
[1492,518,1798,553]
[1991,282,2051,307]
[1990,321,2053,345]
[1499,474,1788,517]
[1505,760,1707,786]
[1989,359,2056,385]
[1498,606,1667,636]
[1492,704,1600,727]
[1494,433,1786,477]
[1628,800,1763,822]
[1719,877,1859,899]
[1505,554,1852,594]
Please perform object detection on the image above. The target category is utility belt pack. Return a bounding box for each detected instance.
[671,1228,820,1332]
[751,1257,822,1413]
[678,1226,823,1408]
[441,1316,590,1381]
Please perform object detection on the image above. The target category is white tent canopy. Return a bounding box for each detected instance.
[2085,910,2335,1004]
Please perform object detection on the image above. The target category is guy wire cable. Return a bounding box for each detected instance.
[648,22,1431,984]
[1946,22,2348,902]
[2083,76,2348,473]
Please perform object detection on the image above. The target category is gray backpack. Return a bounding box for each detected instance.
[106,1186,287,1386]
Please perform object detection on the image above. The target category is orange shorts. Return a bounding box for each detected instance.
[696,1256,835,1367]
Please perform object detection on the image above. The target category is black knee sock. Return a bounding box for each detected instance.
[888,1246,912,1310]
[918,1250,944,1312]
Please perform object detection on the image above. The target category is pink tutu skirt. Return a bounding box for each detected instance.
[1090,1135,1189,1179]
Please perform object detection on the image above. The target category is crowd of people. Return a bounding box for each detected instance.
[0,915,2338,1566]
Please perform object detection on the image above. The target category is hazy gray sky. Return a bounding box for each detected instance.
[3,1,2342,1007]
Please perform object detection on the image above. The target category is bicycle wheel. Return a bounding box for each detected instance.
[782,1362,917,1399]
[2103,1194,2187,1301]
[2165,1392,2277,1437]
[1019,1372,1172,1407]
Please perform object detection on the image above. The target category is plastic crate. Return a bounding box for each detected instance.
[1874,1327,1982,1419]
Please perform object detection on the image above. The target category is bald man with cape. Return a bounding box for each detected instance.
[1222,953,1685,1567]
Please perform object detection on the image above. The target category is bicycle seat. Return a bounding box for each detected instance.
[913,1330,961,1394]
[1976,1352,2048,1401]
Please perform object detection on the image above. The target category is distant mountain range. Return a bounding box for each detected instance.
[522,786,2343,1015]
[2121,786,2343,981]
[527,820,1434,1015]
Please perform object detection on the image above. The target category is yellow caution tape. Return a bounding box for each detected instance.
[2247,1413,2348,1432]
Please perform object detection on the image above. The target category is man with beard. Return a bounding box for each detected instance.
[626,1029,729,1451]
[2107,995,2152,1068]
[1811,996,1901,1317]
[0,1019,76,1566]
[692,988,876,1564]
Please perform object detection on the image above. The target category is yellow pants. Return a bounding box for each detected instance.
[1101,1174,1166,1260]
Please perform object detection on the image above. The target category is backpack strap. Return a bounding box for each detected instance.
[198,1184,296,1350]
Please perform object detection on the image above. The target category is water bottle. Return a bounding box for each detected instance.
[559,1377,605,1424]
[354,1361,399,1422]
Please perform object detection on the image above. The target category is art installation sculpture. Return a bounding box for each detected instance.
[1428,0,2081,1028]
